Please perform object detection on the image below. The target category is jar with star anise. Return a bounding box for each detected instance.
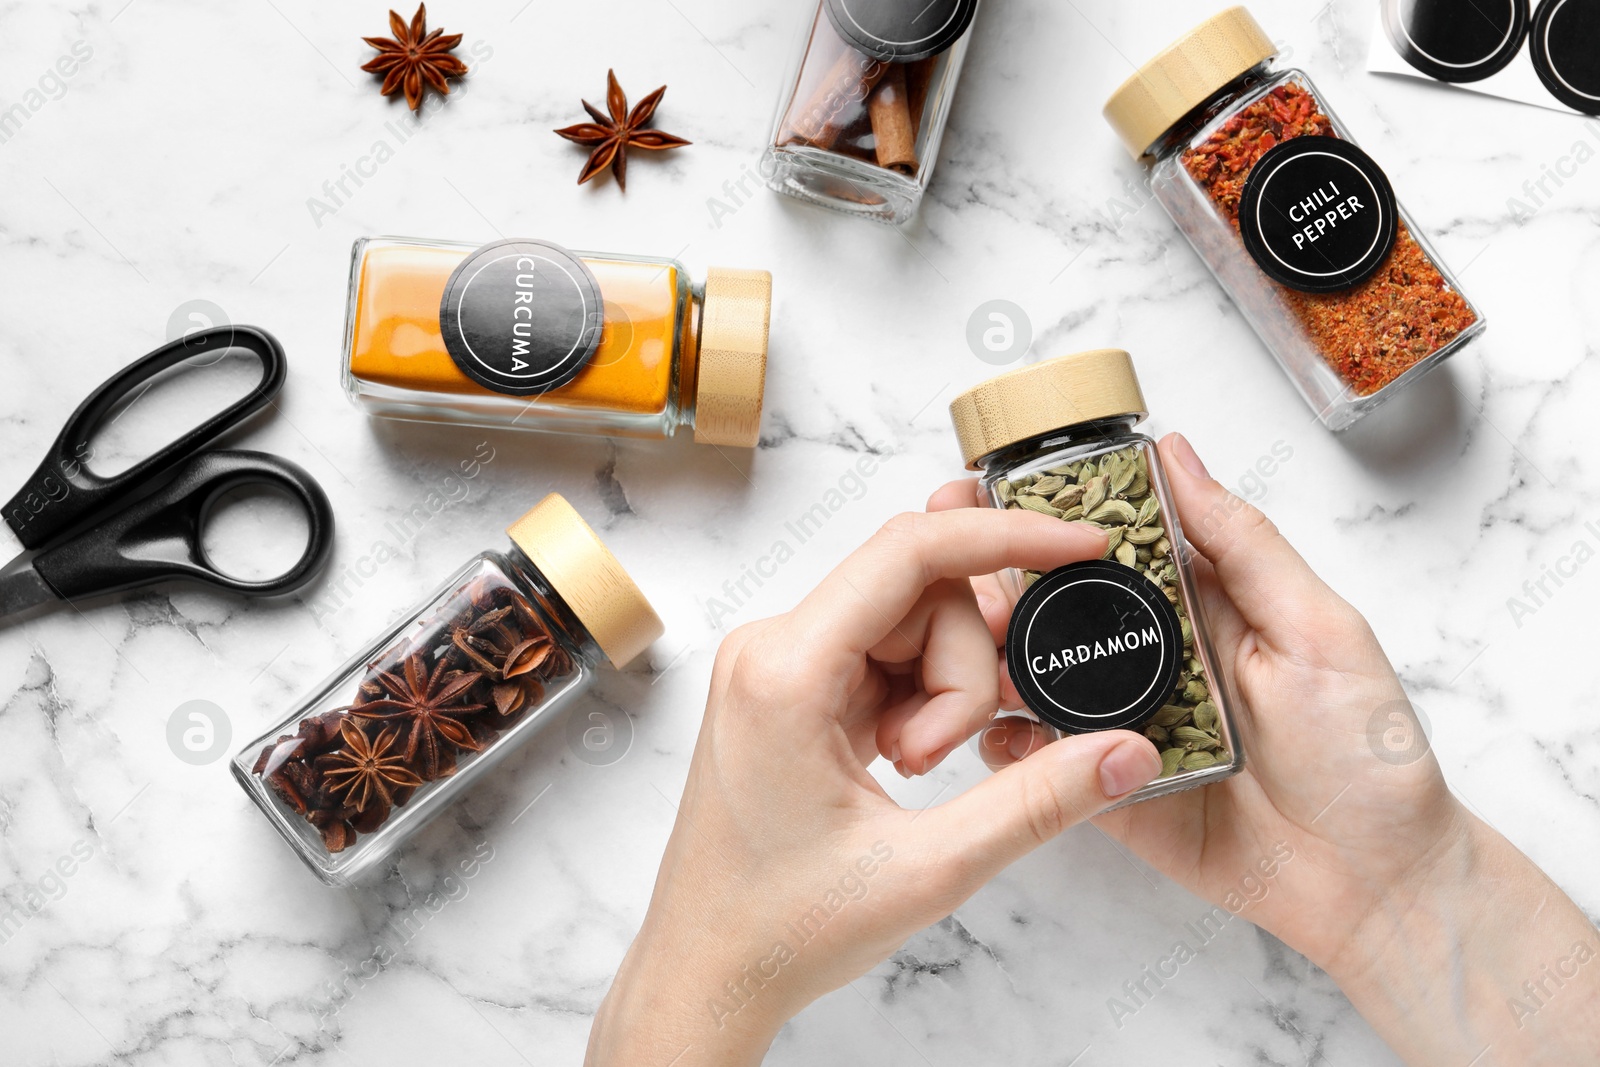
[232,494,662,886]
[763,0,980,223]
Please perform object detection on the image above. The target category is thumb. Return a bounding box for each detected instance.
[913,731,1161,883]
[1158,432,1347,641]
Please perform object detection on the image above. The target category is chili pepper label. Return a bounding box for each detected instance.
[823,0,978,61]
[439,239,604,395]
[1006,560,1183,734]
[1236,137,1399,294]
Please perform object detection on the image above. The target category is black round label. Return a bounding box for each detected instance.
[1237,137,1399,294]
[1532,0,1600,115]
[1005,560,1184,735]
[823,0,978,61]
[439,239,604,396]
[1382,0,1529,82]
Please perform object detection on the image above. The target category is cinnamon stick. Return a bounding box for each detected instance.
[867,64,917,174]
[777,44,883,150]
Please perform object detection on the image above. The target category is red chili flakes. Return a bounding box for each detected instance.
[1181,83,1476,397]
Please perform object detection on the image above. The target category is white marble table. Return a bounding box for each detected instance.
[1,0,1596,1063]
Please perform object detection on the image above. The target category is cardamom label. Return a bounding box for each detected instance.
[439,239,604,396]
[1005,559,1183,734]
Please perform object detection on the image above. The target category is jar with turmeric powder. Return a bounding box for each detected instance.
[342,236,772,446]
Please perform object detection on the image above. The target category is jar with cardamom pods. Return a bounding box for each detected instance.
[1102,6,1483,430]
[762,0,980,223]
[948,349,1243,804]
[232,494,662,886]
[343,236,772,446]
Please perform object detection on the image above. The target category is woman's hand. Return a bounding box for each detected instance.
[584,508,1164,1066]
[930,433,1599,1067]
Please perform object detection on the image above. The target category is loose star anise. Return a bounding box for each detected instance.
[361,4,468,112]
[553,70,691,191]
[322,720,423,816]
[350,652,487,780]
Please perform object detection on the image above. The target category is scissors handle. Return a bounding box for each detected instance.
[2,325,286,550]
[31,449,334,601]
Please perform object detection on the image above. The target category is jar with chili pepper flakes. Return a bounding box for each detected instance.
[231,494,662,886]
[1103,7,1485,430]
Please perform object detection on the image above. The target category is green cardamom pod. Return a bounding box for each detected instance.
[1014,495,1063,518]
[1029,475,1067,495]
[1050,484,1085,508]
[1123,524,1165,545]
[1180,751,1218,771]
[1087,499,1138,525]
[1159,747,1185,778]
[1170,725,1214,747]
[1081,476,1108,513]
[1144,724,1169,744]
[1192,701,1218,731]
[1110,458,1136,495]
[1115,540,1137,567]
[1151,704,1191,728]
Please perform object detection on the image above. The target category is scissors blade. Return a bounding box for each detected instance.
[0,565,62,617]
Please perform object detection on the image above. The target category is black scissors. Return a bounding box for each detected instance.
[0,325,334,616]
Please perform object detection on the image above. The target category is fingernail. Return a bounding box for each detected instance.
[1171,433,1210,480]
[975,593,996,618]
[1007,727,1038,761]
[889,742,901,764]
[1099,739,1161,798]
[894,760,910,779]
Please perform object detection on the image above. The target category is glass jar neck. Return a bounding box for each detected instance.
[1146,60,1275,162]
[977,416,1142,474]
[498,545,604,667]
[677,283,705,431]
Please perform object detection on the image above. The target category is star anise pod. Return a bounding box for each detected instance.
[322,720,424,817]
[350,652,487,780]
[553,70,691,191]
[361,4,468,112]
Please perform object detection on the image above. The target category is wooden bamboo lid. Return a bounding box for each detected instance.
[949,350,1148,470]
[506,494,663,669]
[694,268,772,448]
[1103,7,1277,158]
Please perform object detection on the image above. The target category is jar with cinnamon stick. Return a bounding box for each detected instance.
[342,236,772,446]
[1103,7,1485,430]
[232,493,662,885]
[763,0,980,223]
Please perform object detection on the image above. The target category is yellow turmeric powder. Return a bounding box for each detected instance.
[341,237,771,446]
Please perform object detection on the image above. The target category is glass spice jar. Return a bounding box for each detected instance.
[342,236,772,446]
[1103,7,1485,431]
[762,0,980,223]
[232,493,663,885]
[948,349,1243,805]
